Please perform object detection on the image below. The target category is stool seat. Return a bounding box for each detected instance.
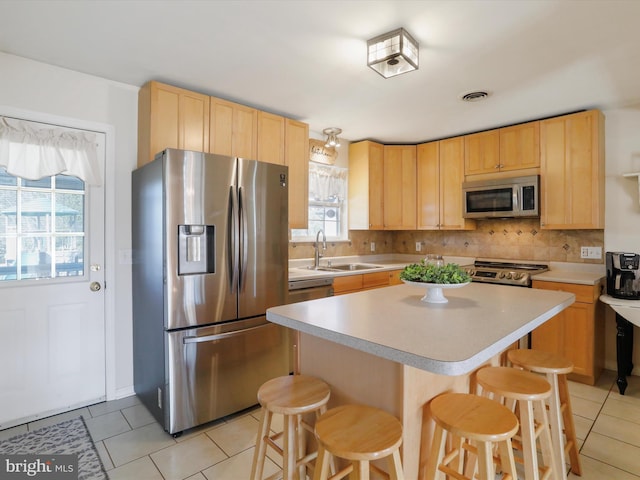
[314,404,404,480]
[508,349,582,477]
[477,366,551,401]
[426,393,518,480]
[251,375,331,480]
[257,374,331,414]
[508,349,573,375]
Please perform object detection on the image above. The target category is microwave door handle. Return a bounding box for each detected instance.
[513,188,519,211]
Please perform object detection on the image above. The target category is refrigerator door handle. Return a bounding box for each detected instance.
[182,323,271,344]
[238,186,248,291]
[228,186,239,288]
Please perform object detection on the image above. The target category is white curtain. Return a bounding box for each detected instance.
[308,162,347,202]
[0,116,101,185]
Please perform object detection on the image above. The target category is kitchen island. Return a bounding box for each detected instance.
[267,281,575,480]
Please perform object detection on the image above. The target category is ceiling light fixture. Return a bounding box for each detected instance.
[367,27,419,79]
[323,128,342,148]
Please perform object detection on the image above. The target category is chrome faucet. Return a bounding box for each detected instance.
[314,229,326,269]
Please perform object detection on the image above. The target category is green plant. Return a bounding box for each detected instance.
[400,260,471,284]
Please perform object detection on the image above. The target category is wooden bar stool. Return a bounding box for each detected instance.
[313,404,404,480]
[251,374,331,480]
[425,392,519,480]
[477,366,559,480]
[508,348,581,477]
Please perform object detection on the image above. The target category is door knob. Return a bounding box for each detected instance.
[90,282,102,292]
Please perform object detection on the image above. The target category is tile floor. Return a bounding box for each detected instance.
[1,369,639,479]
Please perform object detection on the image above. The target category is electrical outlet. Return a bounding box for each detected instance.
[370,242,376,252]
[415,242,422,252]
[580,246,602,259]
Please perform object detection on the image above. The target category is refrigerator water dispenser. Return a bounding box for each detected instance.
[178,225,215,275]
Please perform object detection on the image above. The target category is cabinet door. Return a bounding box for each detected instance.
[464,130,500,176]
[499,121,540,172]
[383,145,416,230]
[388,270,403,285]
[333,275,363,295]
[439,137,471,230]
[257,111,285,165]
[138,81,210,167]
[348,141,384,230]
[563,302,594,379]
[531,309,564,357]
[417,141,440,229]
[540,110,604,229]
[210,97,257,159]
[285,119,309,229]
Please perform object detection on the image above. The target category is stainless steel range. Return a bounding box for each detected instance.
[464,260,549,287]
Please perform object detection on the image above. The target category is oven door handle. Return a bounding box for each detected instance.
[182,324,270,344]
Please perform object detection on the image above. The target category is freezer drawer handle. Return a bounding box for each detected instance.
[182,323,271,344]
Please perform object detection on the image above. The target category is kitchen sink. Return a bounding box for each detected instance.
[299,263,383,272]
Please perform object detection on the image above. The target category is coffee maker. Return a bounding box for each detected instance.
[606,252,640,299]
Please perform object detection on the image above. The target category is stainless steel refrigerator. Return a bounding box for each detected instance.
[132,148,290,435]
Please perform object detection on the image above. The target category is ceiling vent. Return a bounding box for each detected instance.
[461,91,490,102]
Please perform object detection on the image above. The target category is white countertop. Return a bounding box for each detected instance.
[268,282,575,376]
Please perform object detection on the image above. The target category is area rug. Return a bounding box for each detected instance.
[0,416,107,479]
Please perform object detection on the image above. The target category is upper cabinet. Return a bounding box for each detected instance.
[464,130,500,176]
[348,141,384,230]
[209,97,257,159]
[383,146,417,230]
[257,111,285,165]
[499,121,540,172]
[418,139,475,230]
[540,110,604,229]
[138,81,210,167]
[138,81,310,230]
[285,119,309,229]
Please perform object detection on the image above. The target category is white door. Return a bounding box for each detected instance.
[0,130,106,429]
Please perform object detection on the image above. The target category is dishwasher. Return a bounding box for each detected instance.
[287,277,334,372]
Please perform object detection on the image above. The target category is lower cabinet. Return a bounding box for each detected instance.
[333,269,403,295]
[531,280,605,385]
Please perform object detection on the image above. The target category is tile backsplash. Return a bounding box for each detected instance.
[289,219,604,263]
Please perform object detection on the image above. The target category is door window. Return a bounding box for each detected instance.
[0,166,85,281]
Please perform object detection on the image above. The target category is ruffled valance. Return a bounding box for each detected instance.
[0,116,101,185]
[308,162,347,202]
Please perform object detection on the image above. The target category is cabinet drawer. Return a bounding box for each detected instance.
[363,271,392,289]
[333,275,363,294]
[532,280,599,303]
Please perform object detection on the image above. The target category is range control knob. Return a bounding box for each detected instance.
[498,272,506,279]
[513,272,524,280]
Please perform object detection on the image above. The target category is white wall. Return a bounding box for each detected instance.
[603,105,640,374]
[0,52,139,397]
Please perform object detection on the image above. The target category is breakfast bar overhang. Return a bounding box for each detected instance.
[267,282,575,480]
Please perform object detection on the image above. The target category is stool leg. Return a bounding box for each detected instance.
[313,444,331,480]
[559,374,581,476]
[387,448,405,480]
[534,399,559,480]
[477,441,496,480]
[283,413,299,480]
[425,424,446,480]
[497,438,517,479]
[251,407,272,480]
[519,400,540,480]
[355,460,369,480]
[546,372,567,479]
[297,414,306,480]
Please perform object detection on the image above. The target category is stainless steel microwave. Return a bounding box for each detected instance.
[462,175,539,219]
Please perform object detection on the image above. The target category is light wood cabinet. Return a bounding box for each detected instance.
[540,109,605,229]
[348,141,385,230]
[531,280,605,385]
[285,119,309,229]
[499,121,540,172]
[418,138,474,230]
[209,97,257,159]
[257,111,285,165]
[138,81,210,167]
[464,130,500,176]
[333,270,399,295]
[383,145,417,230]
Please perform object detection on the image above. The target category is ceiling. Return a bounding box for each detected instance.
[1,0,639,144]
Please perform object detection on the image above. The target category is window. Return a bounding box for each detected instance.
[291,162,348,241]
[0,166,85,281]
